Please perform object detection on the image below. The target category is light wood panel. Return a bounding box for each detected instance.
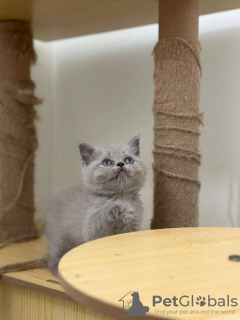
[0,235,113,319]
[59,228,240,320]
[0,235,65,297]
[0,0,239,41]
[0,281,113,320]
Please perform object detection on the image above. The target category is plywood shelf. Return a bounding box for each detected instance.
[0,235,66,298]
[0,0,239,41]
[0,235,113,319]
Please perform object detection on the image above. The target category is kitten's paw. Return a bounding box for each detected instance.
[109,205,124,220]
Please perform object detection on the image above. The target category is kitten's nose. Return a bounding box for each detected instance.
[117,162,125,167]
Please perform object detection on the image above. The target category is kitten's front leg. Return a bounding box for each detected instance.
[83,204,126,242]
[108,205,125,220]
[121,208,141,233]
[109,205,140,233]
[123,219,138,232]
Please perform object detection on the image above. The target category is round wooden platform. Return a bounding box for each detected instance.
[58,228,240,320]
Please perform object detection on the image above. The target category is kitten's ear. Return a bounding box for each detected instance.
[78,143,97,165]
[127,135,140,156]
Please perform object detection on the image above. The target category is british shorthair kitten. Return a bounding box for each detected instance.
[44,136,146,276]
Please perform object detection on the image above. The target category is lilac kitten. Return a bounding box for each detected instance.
[44,136,146,276]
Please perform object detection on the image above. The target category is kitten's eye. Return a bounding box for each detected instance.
[124,157,134,164]
[102,159,112,166]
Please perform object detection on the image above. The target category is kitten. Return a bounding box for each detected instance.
[44,136,146,276]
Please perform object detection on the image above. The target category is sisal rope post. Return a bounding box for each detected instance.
[0,21,41,244]
[151,0,202,229]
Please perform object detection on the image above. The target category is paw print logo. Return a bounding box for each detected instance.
[196,296,206,307]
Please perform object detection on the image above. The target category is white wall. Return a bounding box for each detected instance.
[32,41,53,221]
[32,10,240,228]
[199,26,240,227]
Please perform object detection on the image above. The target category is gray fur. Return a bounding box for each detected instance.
[44,136,146,276]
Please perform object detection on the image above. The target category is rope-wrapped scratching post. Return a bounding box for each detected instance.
[0,21,41,245]
[151,38,202,229]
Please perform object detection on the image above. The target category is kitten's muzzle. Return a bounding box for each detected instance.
[116,166,127,177]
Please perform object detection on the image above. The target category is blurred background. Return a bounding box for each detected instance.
[33,9,240,229]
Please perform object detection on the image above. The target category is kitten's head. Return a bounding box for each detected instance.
[79,136,146,195]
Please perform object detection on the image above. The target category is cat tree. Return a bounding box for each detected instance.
[0,1,201,244]
[0,1,239,320]
[0,1,237,243]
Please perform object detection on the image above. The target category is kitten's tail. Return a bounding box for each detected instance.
[0,257,47,277]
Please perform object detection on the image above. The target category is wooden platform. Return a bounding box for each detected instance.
[0,236,112,320]
[0,0,239,40]
[1,228,240,319]
[59,228,240,320]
